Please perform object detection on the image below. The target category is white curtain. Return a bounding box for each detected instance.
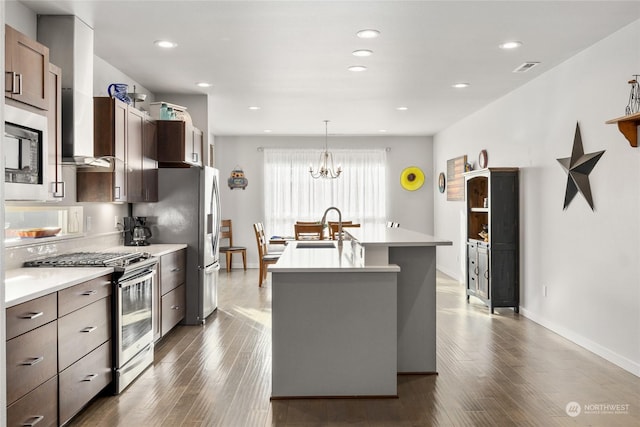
[263,148,386,237]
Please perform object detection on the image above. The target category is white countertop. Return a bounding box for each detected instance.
[270,240,400,273]
[5,243,187,307]
[346,226,452,247]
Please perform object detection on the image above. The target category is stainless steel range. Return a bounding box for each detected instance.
[25,251,158,394]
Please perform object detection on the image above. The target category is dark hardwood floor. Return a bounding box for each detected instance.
[68,270,640,426]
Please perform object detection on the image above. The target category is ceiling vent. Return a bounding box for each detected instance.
[513,62,540,73]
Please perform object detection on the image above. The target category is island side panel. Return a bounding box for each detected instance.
[272,271,397,397]
[389,245,437,373]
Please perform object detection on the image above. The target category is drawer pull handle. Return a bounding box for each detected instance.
[82,373,99,382]
[171,267,182,272]
[171,305,180,310]
[21,356,44,366]
[82,290,97,296]
[81,326,97,333]
[21,415,44,427]
[20,311,44,320]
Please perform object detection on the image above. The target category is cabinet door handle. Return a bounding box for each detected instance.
[82,289,97,296]
[81,326,97,333]
[82,373,99,382]
[5,71,16,93]
[171,305,180,310]
[21,356,44,366]
[474,267,479,276]
[20,311,44,320]
[16,72,23,95]
[170,267,182,272]
[21,415,44,427]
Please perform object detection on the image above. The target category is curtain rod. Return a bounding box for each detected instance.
[257,147,391,152]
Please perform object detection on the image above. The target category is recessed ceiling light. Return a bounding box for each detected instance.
[264,129,272,133]
[499,41,523,50]
[356,29,380,39]
[348,65,368,72]
[378,129,387,133]
[248,106,261,110]
[452,83,470,88]
[154,40,177,49]
[352,49,373,57]
[396,106,408,111]
[196,82,212,88]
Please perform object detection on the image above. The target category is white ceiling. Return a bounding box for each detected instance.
[18,0,640,136]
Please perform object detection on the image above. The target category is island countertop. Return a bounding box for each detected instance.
[346,225,453,247]
[270,240,400,273]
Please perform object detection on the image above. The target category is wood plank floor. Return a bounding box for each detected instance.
[68,270,640,426]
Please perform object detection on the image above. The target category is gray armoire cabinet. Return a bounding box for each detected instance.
[464,168,519,313]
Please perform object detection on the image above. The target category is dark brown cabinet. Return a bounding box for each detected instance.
[154,249,187,341]
[5,25,50,110]
[5,274,113,427]
[78,97,157,202]
[464,168,519,313]
[157,120,203,167]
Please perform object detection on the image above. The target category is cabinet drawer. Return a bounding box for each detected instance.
[59,341,112,425]
[7,375,58,427]
[161,284,185,336]
[58,274,112,317]
[58,297,111,371]
[6,321,57,405]
[160,249,186,295]
[6,293,57,340]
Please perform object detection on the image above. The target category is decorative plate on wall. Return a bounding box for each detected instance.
[438,172,446,193]
[400,167,425,191]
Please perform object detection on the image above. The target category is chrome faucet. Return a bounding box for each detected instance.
[320,206,343,246]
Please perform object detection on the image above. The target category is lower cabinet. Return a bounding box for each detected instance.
[58,341,112,425]
[154,249,187,341]
[7,376,58,427]
[5,274,113,427]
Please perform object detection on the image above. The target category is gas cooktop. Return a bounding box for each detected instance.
[23,251,153,268]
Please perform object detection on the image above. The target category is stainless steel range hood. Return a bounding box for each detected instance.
[37,15,99,165]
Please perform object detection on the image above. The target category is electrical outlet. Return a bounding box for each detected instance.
[114,216,120,228]
[543,285,548,297]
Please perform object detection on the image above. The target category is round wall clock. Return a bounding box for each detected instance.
[400,167,425,191]
[438,172,446,193]
[478,150,488,169]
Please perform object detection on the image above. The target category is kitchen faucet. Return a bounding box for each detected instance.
[320,206,343,247]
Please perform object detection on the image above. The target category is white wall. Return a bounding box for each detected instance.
[433,20,640,376]
[216,135,434,267]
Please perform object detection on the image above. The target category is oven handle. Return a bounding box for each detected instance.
[118,271,155,288]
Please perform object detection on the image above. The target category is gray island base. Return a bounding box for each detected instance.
[270,226,452,398]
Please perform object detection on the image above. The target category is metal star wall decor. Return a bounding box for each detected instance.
[557,123,605,211]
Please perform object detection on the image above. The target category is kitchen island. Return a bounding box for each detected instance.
[270,226,451,398]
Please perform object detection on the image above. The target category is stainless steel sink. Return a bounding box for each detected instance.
[296,242,336,249]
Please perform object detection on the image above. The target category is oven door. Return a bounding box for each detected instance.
[116,269,155,366]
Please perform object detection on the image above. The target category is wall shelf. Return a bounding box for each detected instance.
[606,112,640,147]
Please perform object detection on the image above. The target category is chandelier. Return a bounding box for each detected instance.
[309,120,342,179]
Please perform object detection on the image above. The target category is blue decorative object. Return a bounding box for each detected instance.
[228,167,248,190]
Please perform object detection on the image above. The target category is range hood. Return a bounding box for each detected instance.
[37,15,101,166]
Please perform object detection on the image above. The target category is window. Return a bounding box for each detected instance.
[263,148,386,236]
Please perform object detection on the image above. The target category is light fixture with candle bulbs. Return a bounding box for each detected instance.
[309,120,342,179]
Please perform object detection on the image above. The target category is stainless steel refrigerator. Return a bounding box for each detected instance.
[134,166,221,324]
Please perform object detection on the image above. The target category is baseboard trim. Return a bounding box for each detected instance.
[520,307,640,377]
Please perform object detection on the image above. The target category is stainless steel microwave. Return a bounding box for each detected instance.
[4,104,49,200]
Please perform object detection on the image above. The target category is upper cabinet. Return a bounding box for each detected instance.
[5,25,50,110]
[77,97,158,203]
[157,121,204,167]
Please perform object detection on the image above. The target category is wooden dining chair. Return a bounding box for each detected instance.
[219,219,246,272]
[253,222,281,286]
[294,223,324,240]
[329,222,360,240]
